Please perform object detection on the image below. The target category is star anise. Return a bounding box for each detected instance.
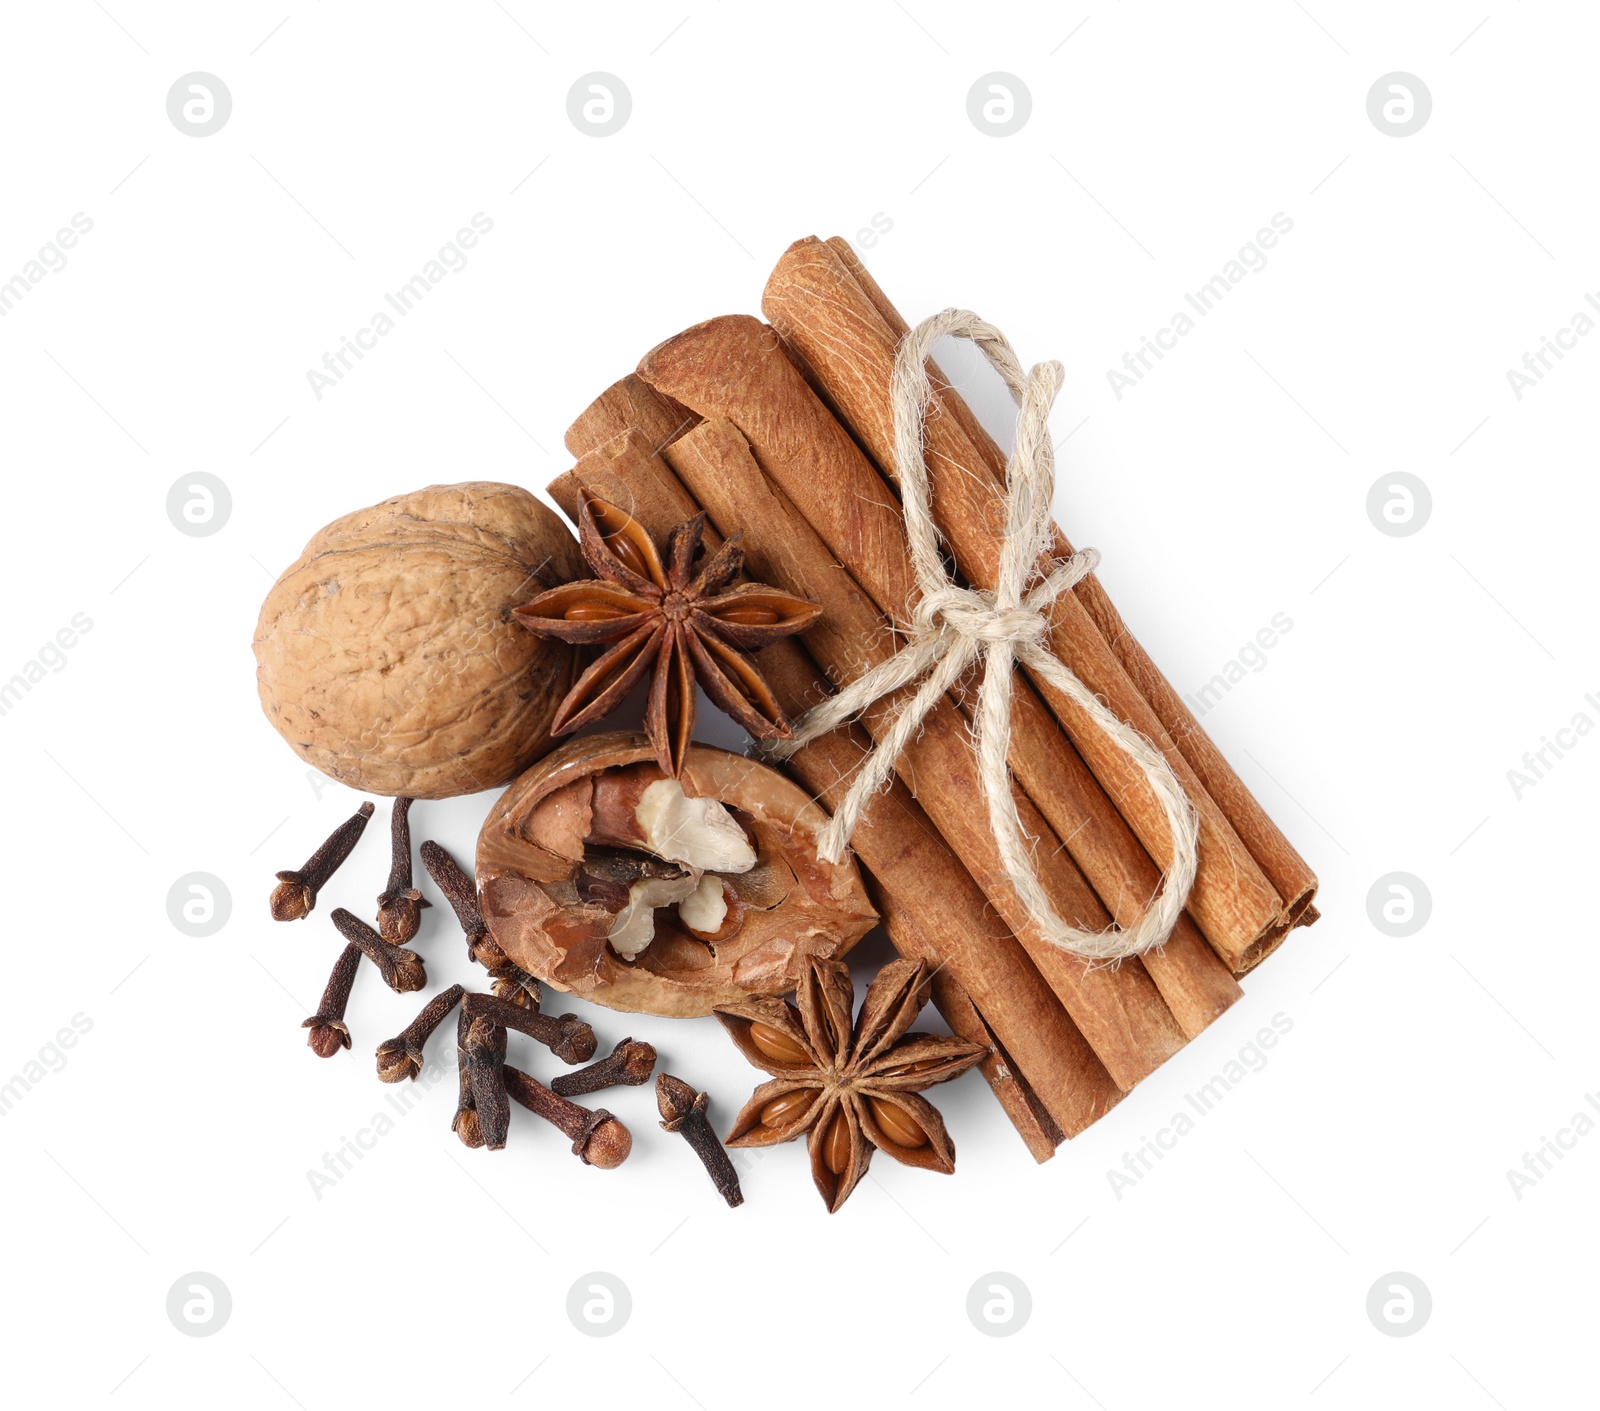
[715,957,987,1212]
[512,495,822,778]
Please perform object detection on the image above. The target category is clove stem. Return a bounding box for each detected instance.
[376,983,464,1083]
[330,908,427,993]
[551,1038,656,1097]
[302,942,362,1057]
[271,802,374,921]
[503,1065,632,1167]
[452,1009,484,1148]
[376,798,430,944]
[420,840,505,966]
[464,1016,510,1149]
[657,1073,743,1208]
[462,991,596,1065]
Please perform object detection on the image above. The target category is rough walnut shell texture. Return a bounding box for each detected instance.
[477,731,878,1017]
[254,482,584,800]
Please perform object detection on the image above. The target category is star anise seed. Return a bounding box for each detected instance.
[512,495,822,778]
[715,957,987,1213]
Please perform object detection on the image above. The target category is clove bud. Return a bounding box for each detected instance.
[376,797,430,944]
[464,1016,510,1149]
[375,984,464,1083]
[503,1065,631,1168]
[330,908,427,993]
[488,963,541,1012]
[452,1009,484,1149]
[462,991,596,1065]
[271,802,374,921]
[420,839,507,966]
[551,1038,656,1097]
[302,942,362,1057]
[657,1073,743,1208]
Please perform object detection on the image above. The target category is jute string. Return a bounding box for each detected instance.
[764,309,1197,961]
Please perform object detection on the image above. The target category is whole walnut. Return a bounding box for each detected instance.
[254,482,584,799]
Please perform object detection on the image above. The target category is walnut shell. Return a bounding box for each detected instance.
[477,731,878,1017]
[253,482,583,799]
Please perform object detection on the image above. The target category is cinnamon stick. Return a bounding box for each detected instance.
[864,876,1062,1158]
[755,237,1288,974]
[826,236,1319,955]
[634,325,1232,1044]
[642,411,1188,1085]
[877,893,1065,1162]
[549,429,1120,1139]
[564,373,699,459]
[670,413,1239,1039]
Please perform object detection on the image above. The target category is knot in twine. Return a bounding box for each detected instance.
[766,308,1198,962]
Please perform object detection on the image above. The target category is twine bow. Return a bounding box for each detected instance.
[766,309,1198,962]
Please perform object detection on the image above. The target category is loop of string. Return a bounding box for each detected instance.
[764,308,1198,961]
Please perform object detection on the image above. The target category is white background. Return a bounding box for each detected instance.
[1,2,1594,1406]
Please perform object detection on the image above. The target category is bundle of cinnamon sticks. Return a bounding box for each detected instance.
[547,235,1318,1161]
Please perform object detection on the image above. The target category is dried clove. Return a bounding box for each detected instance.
[503,1065,632,1167]
[465,1016,511,1149]
[376,798,430,944]
[462,991,596,1065]
[420,839,506,966]
[578,845,689,910]
[657,1073,744,1208]
[302,942,362,1057]
[551,1038,657,1097]
[488,963,541,1012]
[330,908,427,993]
[375,984,464,1083]
[581,845,691,882]
[452,1009,484,1149]
[271,802,374,921]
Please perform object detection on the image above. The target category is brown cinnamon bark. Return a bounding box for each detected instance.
[564,373,699,459]
[876,895,1065,1162]
[754,644,1123,1136]
[549,429,1121,1139]
[827,237,1319,958]
[635,410,1188,1085]
[634,329,1233,1044]
[669,415,1239,1039]
[753,237,1288,973]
